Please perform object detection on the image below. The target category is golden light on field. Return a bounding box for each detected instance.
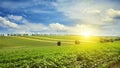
[82,31,92,38]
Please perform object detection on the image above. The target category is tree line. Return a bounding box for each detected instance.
[0,34,59,36]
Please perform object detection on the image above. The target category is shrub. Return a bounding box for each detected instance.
[75,40,80,45]
[57,41,61,46]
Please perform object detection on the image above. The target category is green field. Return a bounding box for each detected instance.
[0,35,120,68]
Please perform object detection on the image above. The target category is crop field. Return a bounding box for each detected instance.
[0,35,120,68]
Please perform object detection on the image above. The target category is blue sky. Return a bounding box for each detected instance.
[0,0,120,36]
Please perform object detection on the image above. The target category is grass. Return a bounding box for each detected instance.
[0,35,120,68]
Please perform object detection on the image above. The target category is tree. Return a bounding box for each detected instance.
[57,41,61,46]
[75,40,80,45]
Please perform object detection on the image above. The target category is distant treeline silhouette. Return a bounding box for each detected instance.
[100,37,120,43]
[0,34,59,36]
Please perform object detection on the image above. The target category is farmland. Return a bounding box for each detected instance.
[0,35,120,68]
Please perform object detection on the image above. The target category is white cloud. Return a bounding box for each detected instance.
[85,9,101,14]
[55,0,105,26]
[49,23,67,31]
[0,16,48,34]
[66,24,99,35]
[48,23,99,35]
[102,9,120,22]
[21,19,48,31]
[107,9,120,17]
[102,16,113,22]
[0,16,18,28]
[55,0,120,25]
[8,15,23,21]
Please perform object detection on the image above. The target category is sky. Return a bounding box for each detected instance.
[0,0,120,36]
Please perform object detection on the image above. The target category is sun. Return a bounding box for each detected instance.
[82,31,91,37]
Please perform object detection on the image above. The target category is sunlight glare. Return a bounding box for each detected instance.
[82,31,91,37]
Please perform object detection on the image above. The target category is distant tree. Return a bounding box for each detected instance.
[100,38,114,43]
[0,34,4,36]
[32,34,35,36]
[57,41,61,46]
[7,34,9,36]
[100,38,106,43]
[114,38,120,41]
[75,40,80,44]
